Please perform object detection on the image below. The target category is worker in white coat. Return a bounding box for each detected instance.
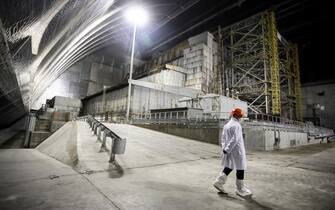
[213,107,252,197]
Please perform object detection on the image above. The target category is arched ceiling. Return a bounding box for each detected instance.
[0,0,333,127]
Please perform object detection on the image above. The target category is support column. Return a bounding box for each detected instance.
[97,126,101,141]
[264,10,281,115]
[94,124,98,134]
[292,43,303,121]
[101,130,107,149]
[24,113,36,148]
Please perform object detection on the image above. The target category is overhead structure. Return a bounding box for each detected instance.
[2,0,123,110]
[291,43,302,121]
[213,26,223,95]
[0,19,26,128]
[214,10,302,119]
[264,10,281,116]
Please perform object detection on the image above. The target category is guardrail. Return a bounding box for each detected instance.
[76,115,126,162]
[131,111,334,136]
[132,111,228,126]
[247,113,306,127]
[36,103,48,119]
[133,111,229,121]
[133,111,306,126]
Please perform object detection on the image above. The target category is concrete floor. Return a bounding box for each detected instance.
[1,121,334,210]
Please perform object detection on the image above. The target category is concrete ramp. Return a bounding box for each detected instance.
[104,123,220,168]
[73,122,220,172]
[2,121,335,210]
[0,149,119,210]
[36,121,78,166]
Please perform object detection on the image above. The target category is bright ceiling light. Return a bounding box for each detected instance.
[125,6,149,26]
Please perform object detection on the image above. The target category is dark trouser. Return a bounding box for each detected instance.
[223,167,244,180]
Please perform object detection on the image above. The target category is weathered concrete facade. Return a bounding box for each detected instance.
[81,32,228,118]
[33,54,128,109]
[135,121,334,151]
[141,32,218,93]
[301,80,335,129]
[82,81,189,118]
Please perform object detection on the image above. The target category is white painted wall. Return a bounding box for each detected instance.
[83,84,186,116]
[32,54,127,109]
[244,123,332,151]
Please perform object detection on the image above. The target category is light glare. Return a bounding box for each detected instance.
[125,6,148,26]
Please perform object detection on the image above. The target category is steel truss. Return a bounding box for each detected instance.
[291,43,302,121]
[278,35,294,119]
[214,10,301,119]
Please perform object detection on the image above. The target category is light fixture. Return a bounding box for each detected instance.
[125,5,149,122]
[125,6,149,26]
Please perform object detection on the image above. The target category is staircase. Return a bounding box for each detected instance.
[30,119,52,148]
[28,108,67,148]
[35,120,51,131]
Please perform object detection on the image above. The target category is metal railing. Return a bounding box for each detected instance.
[36,103,48,119]
[131,111,334,137]
[81,110,334,139]
[247,113,305,127]
[132,111,224,127]
[133,111,229,120]
[76,115,126,162]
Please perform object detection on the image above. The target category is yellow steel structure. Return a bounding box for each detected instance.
[140,9,303,121]
[264,10,281,115]
[217,12,272,115]
[292,43,302,121]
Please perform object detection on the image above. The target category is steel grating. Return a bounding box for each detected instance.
[214,10,302,120]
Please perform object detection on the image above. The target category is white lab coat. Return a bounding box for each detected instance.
[220,118,246,170]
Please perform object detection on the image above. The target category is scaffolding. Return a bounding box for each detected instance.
[276,35,302,121]
[278,33,295,119]
[292,43,302,121]
[212,26,224,95]
[214,10,301,119]
[264,10,281,115]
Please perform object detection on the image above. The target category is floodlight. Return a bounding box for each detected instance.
[125,6,148,26]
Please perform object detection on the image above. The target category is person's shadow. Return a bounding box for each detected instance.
[217,192,240,201]
[244,195,273,210]
[108,160,124,178]
[218,193,273,210]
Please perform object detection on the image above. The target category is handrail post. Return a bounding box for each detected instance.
[97,125,102,141]
[109,137,115,162]
[83,115,126,163]
[101,129,107,151]
[94,123,98,135]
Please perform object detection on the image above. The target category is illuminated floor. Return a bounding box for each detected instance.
[0,122,334,210]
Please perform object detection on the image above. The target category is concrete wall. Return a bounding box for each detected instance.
[135,123,316,151]
[83,84,187,116]
[136,124,220,145]
[243,128,265,151]
[183,32,217,93]
[33,54,128,109]
[139,31,217,94]
[140,70,185,87]
[0,116,27,146]
[177,94,248,119]
[264,130,308,150]
[243,123,331,151]
[301,81,335,129]
[82,67,193,116]
[50,96,82,115]
[134,120,333,151]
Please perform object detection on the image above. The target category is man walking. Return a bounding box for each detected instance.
[213,107,252,197]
